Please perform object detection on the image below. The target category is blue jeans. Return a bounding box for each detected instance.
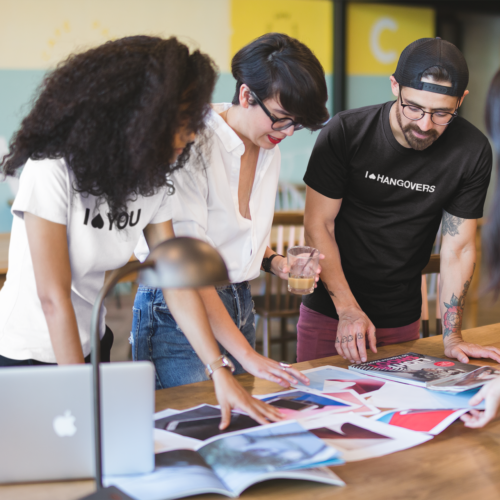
[131,282,256,390]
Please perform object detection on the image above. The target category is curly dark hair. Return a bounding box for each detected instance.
[1,35,217,219]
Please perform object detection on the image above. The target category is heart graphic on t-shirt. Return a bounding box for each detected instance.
[91,214,104,229]
[369,174,376,180]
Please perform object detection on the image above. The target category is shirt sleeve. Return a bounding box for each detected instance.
[169,165,216,247]
[12,158,69,225]
[149,184,174,224]
[443,140,493,219]
[303,114,349,199]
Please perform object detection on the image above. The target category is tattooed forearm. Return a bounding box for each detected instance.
[442,210,465,237]
[323,281,335,298]
[443,264,475,339]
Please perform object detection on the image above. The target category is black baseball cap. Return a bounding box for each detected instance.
[393,38,468,97]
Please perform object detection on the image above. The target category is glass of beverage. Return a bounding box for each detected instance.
[287,246,319,295]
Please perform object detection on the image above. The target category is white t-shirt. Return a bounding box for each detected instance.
[135,103,281,283]
[0,158,173,362]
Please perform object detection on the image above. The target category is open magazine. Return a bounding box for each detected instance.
[106,421,344,500]
[348,353,500,392]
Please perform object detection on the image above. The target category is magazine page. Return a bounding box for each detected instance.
[349,353,479,387]
[154,428,200,454]
[105,449,233,500]
[428,366,500,392]
[256,390,359,420]
[302,414,432,461]
[372,409,468,435]
[154,404,259,442]
[321,389,380,416]
[292,365,400,396]
[366,382,486,410]
[197,420,343,494]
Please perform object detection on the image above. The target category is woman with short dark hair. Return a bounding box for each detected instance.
[461,69,500,428]
[0,35,282,428]
[133,33,328,389]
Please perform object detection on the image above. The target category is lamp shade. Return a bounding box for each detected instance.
[138,237,229,288]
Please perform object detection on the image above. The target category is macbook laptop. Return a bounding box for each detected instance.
[0,361,155,483]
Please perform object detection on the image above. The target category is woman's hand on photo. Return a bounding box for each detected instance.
[460,377,500,428]
[240,350,310,388]
[272,254,325,287]
[212,368,285,429]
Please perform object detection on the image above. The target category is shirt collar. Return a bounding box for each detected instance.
[208,104,245,155]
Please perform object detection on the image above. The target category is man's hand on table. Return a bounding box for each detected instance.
[444,338,500,364]
[336,305,377,363]
[212,368,285,430]
[240,350,310,388]
[461,377,500,428]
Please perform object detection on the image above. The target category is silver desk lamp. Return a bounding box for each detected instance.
[81,237,229,500]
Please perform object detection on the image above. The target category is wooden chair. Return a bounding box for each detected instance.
[254,210,304,360]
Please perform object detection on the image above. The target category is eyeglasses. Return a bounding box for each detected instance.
[399,89,458,126]
[249,90,304,131]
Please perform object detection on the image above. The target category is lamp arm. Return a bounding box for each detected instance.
[90,259,154,489]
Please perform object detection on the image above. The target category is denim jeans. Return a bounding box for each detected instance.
[131,282,256,390]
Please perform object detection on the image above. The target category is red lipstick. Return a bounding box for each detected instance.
[268,135,282,145]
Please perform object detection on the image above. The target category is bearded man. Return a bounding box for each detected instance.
[298,38,500,366]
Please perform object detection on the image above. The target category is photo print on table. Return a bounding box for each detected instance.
[293,365,394,396]
[154,404,259,441]
[258,390,357,420]
[302,414,432,461]
[373,409,469,435]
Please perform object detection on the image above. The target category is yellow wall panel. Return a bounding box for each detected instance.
[0,0,231,71]
[347,3,434,76]
[231,0,332,73]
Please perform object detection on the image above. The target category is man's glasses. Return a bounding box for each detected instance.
[400,89,458,126]
[249,90,303,131]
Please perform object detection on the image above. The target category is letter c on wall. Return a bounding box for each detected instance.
[370,17,398,65]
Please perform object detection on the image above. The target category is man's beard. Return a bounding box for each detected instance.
[396,105,440,151]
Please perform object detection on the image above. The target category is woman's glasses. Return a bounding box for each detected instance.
[249,90,304,131]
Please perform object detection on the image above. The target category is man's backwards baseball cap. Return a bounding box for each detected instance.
[393,38,468,97]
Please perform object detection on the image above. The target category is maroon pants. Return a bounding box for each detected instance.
[297,304,420,362]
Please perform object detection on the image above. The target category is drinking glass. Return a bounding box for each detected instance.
[287,246,319,295]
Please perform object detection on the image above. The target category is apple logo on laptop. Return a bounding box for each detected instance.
[53,410,77,437]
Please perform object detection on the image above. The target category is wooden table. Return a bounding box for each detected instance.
[2,324,500,500]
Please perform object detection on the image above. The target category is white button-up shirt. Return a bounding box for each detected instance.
[135,103,281,283]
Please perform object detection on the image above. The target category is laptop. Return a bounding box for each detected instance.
[0,361,155,483]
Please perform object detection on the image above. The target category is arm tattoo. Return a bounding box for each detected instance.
[443,264,475,339]
[442,210,465,237]
[323,281,335,298]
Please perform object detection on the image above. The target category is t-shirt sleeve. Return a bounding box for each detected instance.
[303,114,349,199]
[443,139,493,219]
[12,158,69,225]
[149,184,174,224]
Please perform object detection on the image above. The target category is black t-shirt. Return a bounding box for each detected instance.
[303,101,492,328]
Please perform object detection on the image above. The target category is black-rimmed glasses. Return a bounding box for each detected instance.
[249,90,304,131]
[400,89,458,126]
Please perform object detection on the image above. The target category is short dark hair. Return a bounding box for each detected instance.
[1,36,217,220]
[421,65,452,84]
[231,33,329,131]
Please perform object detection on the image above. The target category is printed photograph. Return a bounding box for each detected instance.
[311,423,393,451]
[155,404,259,441]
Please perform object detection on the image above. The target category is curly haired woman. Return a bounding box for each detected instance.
[0,35,282,427]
